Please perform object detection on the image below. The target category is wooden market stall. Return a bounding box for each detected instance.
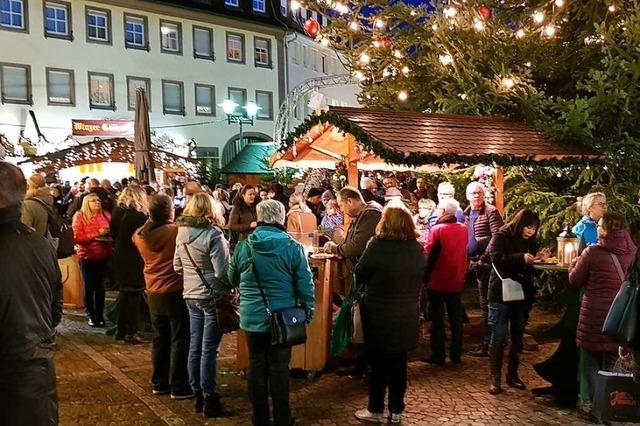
[256,106,600,374]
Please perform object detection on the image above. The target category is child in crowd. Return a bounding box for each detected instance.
[320,199,344,237]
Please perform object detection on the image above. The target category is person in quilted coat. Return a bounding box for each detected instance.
[569,211,637,406]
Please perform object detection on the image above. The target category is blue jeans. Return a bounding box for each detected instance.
[185,299,222,397]
[487,302,528,351]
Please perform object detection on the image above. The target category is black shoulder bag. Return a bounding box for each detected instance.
[247,244,307,347]
[182,241,240,334]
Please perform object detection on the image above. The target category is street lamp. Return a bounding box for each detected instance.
[219,99,261,147]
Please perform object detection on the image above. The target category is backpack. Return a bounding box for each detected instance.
[29,198,75,258]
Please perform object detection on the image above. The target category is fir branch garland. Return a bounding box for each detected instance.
[281,111,602,169]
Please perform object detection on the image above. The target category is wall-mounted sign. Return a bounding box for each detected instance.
[72,119,134,137]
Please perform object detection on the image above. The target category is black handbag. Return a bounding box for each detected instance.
[248,244,307,347]
[182,242,240,334]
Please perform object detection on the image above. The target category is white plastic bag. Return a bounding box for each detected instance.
[492,263,525,302]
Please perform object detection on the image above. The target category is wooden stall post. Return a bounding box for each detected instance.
[494,166,505,216]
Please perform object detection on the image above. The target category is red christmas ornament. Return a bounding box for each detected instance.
[479,6,491,19]
[378,37,392,48]
[303,18,320,38]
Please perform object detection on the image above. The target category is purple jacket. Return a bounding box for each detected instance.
[569,229,637,352]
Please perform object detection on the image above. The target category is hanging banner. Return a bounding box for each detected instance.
[71,119,134,137]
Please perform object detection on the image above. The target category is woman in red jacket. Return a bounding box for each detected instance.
[424,198,468,366]
[72,192,113,327]
[569,212,637,408]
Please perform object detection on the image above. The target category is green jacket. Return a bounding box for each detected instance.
[228,225,315,333]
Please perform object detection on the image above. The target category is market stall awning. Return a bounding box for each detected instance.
[20,137,197,174]
[220,142,275,175]
[271,106,600,170]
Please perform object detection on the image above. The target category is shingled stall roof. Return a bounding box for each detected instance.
[273,106,600,169]
[20,138,197,174]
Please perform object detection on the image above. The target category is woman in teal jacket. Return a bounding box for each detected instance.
[228,199,314,426]
[572,192,607,249]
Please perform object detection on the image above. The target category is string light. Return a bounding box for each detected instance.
[397,90,409,102]
[543,24,557,38]
[516,28,526,38]
[352,71,366,81]
[348,21,359,31]
[443,7,457,18]
[533,11,545,24]
[393,50,404,59]
[374,19,386,29]
[372,40,380,48]
[431,23,438,31]
[554,0,565,7]
[382,67,393,78]
[359,53,370,64]
[459,93,467,100]
[608,4,617,12]
[524,61,532,67]
[320,36,330,46]
[439,54,454,65]
[401,65,410,75]
[501,77,515,89]
[473,19,485,32]
[333,2,349,14]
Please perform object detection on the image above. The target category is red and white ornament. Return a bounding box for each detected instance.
[479,6,491,19]
[303,18,320,38]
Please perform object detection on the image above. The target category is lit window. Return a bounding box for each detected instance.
[1,63,31,104]
[86,8,109,43]
[126,76,150,110]
[253,0,265,12]
[1,0,25,30]
[160,21,181,54]
[45,2,70,38]
[46,68,74,105]
[125,14,146,48]
[195,84,215,116]
[255,91,272,120]
[254,38,271,67]
[193,26,213,59]
[88,72,115,110]
[226,33,244,62]
[225,0,239,6]
[162,80,184,115]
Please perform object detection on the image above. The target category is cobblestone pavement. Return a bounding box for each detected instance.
[55,311,596,426]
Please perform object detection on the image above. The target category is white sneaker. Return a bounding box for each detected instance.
[354,408,384,423]
[389,413,403,424]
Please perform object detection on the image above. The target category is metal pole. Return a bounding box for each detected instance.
[239,120,244,148]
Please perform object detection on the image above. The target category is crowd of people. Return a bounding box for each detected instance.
[2,159,639,425]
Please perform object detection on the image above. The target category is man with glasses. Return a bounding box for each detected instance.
[428,182,465,227]
[464,181,504,357]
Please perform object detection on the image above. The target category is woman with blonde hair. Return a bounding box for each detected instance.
[174,192,230,417]
[572,192,607,250]
[110,184,149,343]
[353,205,427,424]
[286,192,317,234]
[72,193,113,327]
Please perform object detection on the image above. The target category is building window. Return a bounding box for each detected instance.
[302,45,307,68]
[193,26,213,60]
[254,37,271,68]
[253,0,265,13]
[162,80,184,115]
[0,63,31,104]
[228,87,247,116]
[124,13,147,50]
[126,76,150,111]
[160,20,181,54]
[85,7,110,44]
[255,90,272,120]
[195,84,215,116]
[321,55,327,74]
[46,67,74,105]
[88,72,114,110]
[44,1,71,39]
[226,32,244,63]
[225,0,239,6]
[1,0,27,31]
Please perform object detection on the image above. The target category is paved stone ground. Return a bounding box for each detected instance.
[53,305,607,426]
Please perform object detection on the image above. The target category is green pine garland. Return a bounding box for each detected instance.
[281,111,602,169]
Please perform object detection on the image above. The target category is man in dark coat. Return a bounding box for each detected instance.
[0,161,62,425]
[306,187,325,224]
[464,181,504,357]
[324,186,382,377]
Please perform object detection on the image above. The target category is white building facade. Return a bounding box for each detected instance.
[0,0,284,173]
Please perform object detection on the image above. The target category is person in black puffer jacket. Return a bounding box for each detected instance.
[352,203,427,425]
[110,184,149,343]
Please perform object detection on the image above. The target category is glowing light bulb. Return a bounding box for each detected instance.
[439,54,453,65]
[374,19,386,29]
[515,28,526,38]
[533,11,545,24]
[543,24,557,38]
[359,53,370,64]
[443,7,457,18]
[401,65,410,75]
[397,90,408,101]
[372,40,380,48]
[608,4,617,12]
[502,77,515,89]
[524,61,532,67]
[349,21,359,31]
[431,23,438,31]
[394,49,403,59]
[459,93,467,100]
[554,0,565,7]
[473,19,485,31]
